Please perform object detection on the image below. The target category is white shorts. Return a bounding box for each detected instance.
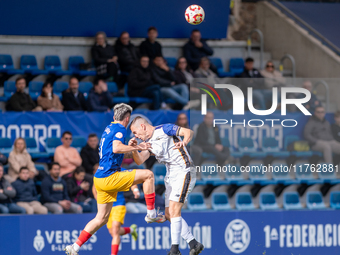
[164,167,196,207]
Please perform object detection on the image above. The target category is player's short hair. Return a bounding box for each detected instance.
[62,131,72,138]
[88,133,98,139]
[130,116,148,129]
[49,162,60,170]
[113,103,133,121]
[148,26,157,32]
[19,166,29,173]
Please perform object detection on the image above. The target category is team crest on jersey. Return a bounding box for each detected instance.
[105,127,111,134]
[115,132,123,138]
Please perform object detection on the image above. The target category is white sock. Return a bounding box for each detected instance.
[171,217,182,245]
[147,208,156,218]
[72,243,80,252]
[181,218,195,243]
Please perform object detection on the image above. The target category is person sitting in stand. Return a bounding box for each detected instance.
[139,26,163,60]
[62,76,88,111]
[37,81,64,112]
[88,78,112,112]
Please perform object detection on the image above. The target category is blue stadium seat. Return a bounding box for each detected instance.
[248,164,268,184]
[187,193,207,211]
[306,191,326,209]
[262,137,289,158]
[229,58,244,76]
[0,54,25,75]
[259,192,279,210]
[238,137,266,158]
[53,81,69,99]
[283,192,302,210]
[294,164,321,184]
[225,165,243,182]
[271,164,291,181]
[284,135,313,158]
[107,82,118,94]
[164,57,177,69]
[330,191,340,209]
[0,138,12,157]
[222,137,242,158]
[28,81,44,100]
[44,55,72,76]
[153,163,166,185]
[78,82,93,99]
[209,57,232,77]
[211,193,231,211]
[24,137,49,159]
[318,163,337,182]
[0,81,16,102]
[235,192,255,210]
[45,137,62,156]
[20,55,48,76]
[112,83,131,104]
[200,163,220,184]
[72,137,87,153]
[68,56,96,77]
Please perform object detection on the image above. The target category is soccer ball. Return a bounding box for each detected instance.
[185,5,205,25]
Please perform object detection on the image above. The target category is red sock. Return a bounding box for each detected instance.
[123,227,131,235]
[75,230,92,247]
[145,193,155,210]
[111,244,119,255]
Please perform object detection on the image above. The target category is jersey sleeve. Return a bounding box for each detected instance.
[112,126,127,143]
[162,124,181,136]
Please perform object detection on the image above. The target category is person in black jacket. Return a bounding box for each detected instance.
[183,29,214,71]
[66,167,96,213]
[139,26,163,60]
[151,56,189,109]
[11,167,48,214]
[87,79,112,112]
[127,56,162,110]
[115,32,139,73]
[6,76,42,112]
[80,134,99,175]
[62,76,88,111]
[91,31,119,82]
[194,112,229,165]
[41,162,82,214]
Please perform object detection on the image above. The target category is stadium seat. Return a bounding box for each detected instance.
[153,163,167,185]
[229,58,244,76]
[209,57,232,77]
[222,137,242,158]
[238,137,266,158]
[164,57,177,69]
[68,56,96,77]
[121,83,151,104]
[271,164,293,183]
[72,137,87,153]
[283,192,303,210]
[262,137,289,158]
[294,164,321,184]
[248,164,269,184]
[330,191,340,209]
[44,55,72,76]
[306,191,326,209]
[45,137,62,156]
[235,192,255,210]
[259,192,279,210]
[28,81,44,100]
[0,81,16,102]
[0,54,25,75]
[211,193,231,211]
[24,137,49,159]
[107,82,118,94]
[187,193,207,211]
[284,135,313,158]
[20,55,48,76]
[318,163,337,182]
[78,82,93,99]
[200,163,227,185]
[0,138,12,157]
[53,81,69,99]
[225,165,245,184]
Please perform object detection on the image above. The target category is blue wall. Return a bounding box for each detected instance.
[0,0,229,38]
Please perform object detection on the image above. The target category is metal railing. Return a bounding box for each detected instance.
[270,0,340,56]
[314,80,330,112]
[247,29,264,69]
[279,54,296,78]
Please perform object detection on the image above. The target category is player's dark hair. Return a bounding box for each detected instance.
[88,133,98,139]
[113,103,133,121]
[19,166,29,173]
[245,57,254,63]
[62,131,72,138]
[15,76,26,85]
[49,162,60,170]
[148,26,157,32]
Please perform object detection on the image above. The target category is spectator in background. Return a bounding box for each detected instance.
[183,29,214,71]
[41,162,82,214]
[124,187,147,213]
[6,76,42,112]
[80,134,99,175]
[66,167,96,213]
[194,112,229,166]
[11,167,48,214]
[0,152,7,166]
[260,60,286,89]
[139,26,163,60]
[7,138,38,183]
[174,57,194,86]
[54,131,82,178]
[298,80,320,114]
[62,76,87,111]
[194,57,218,84]
[37,81,63,112]
[88,79,112,112]
[239,57,263,79]
[151,56,189,109]
[91,31,119,82]
[304,106,340,164]
[128,56,162,110]
[175,113,189,128]
[0,163,26,214]
[332,111,340,142]
[115,31,139,73]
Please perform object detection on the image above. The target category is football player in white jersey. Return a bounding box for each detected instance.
[129,116,204,255]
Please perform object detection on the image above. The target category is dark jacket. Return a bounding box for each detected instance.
[183,39,214,70]
[41,175,70,204]
[238,68,264,91]
[91,43,116,66]
[6,91,36,111]
[127,65,154,97]
[173,69,193,86]
[139,39,163,60]
[80,144,99,175]
[332,124,340,143]
[194,122,221,147]
[304,116,334,146]
[151,65,175,87]
[66,177,92,203]
[0,177,16,204]
[239,68,264,79]
[87,88,112,112]
[11,178,38,202]
[115,39,139,73]
[0,153,8,165]
[61,89,88,111]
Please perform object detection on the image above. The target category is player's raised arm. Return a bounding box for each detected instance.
[112,140,151,154]
[128,137,151,165]
[178,127,194,146]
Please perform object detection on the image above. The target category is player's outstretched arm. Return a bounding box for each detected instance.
[132,150,151,165]
[112,140,151,154]
[174,127,194,149]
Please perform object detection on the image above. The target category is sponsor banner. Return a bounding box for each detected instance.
[1,210,340,255]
